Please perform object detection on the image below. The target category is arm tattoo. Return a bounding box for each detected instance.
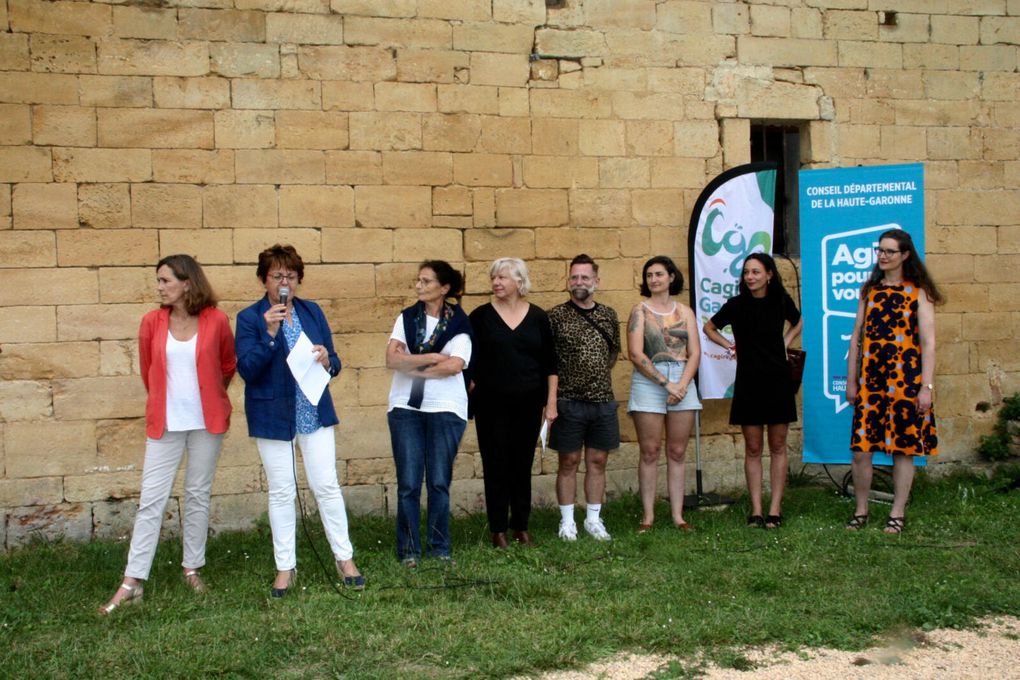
[628,307,641,333]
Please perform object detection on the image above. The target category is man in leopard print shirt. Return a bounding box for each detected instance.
[548,254,621,542]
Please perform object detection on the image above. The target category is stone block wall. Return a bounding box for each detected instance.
[1,0,1018,547]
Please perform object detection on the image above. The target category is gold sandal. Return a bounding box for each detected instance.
[183,569,208,594]
[98,582,144,615]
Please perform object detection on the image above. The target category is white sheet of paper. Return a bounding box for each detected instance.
[539,418,549,453]
[285,331,331,406]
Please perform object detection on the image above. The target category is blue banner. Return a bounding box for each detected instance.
[799,163,925,465]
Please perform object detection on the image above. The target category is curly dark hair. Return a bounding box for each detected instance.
[639,255,683,297]
[256,244,305,283]
[420,260,464,301]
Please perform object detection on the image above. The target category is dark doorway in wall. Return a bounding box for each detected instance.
[750,124,802,257]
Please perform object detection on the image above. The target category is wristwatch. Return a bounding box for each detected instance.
[923,383,934,392]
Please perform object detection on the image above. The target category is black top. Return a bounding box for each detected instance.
[469,302,557,407]
[710,291,801,425]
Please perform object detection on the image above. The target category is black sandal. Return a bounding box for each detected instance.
[765,514,783,529]
[845,514,869,530]
[747,515,765,528]
[883,516,906,534]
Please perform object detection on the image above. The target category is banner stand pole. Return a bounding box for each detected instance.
[684,412,734,509]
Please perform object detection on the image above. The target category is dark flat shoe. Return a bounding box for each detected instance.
[764,515,783,529]
[343,575,366,590]
[747,515,765,528]
[270,569,296,599]
[675,521,694,532]
[512,530,536,547]
[637,522,653,534]
[491,532,509,549]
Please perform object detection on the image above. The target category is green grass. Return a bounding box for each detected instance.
[2,471,1019,679]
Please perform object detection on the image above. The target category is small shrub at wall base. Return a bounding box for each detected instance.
[978,393,1020,462]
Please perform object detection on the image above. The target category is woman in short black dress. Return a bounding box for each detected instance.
[704,254,802,529]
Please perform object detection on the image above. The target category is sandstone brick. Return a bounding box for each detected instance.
[749,4,790,38]
[532,119,580,156]
[632,189,685,227]
[713,2,749,34]
[526,157,595,188]
[0,379,52,421]
[29,34,96,74]
[7,503,94,545]
[469,52,529,88]
[322,80,375,111]
[371,262,418,302]
[534,227,620,259]
[464,227,535,261]
[534,28,606,58]
[472,187,496,228]
[213,110,274,149]
[233,227,320,264]
[236,149,325,184]
[0,72,77,105]
[422,113,481,152]
[78,183,131,229]
[298,45,396,81]
[354,185,431,228]
[280,185,355,227]
[322,227,393,262]
[112,6,178,40]
[57,230,157,267]
[492,0,545,24]
[0,32,29,71]
[453,153,513,187]
[956,161,1004,190]
[325,150,383,185]
[495,188,568,227]
[9,0,112,36]
[98,108,213,149]
[266,12,344,44]
[791,8,823,39]
[335,331,390,369]
[345,16,451,49]
[132,183,204,230]
[570,189,631,227]
[152,149,234,184]
[375,82,437,112]
[12,183,78,229]
[381,151,452,186]
[598,158,649,188]
[0,341,99,380]
[931,15,980,45]
[98,267,158,304]
[531,89,613,119]
[433,185,472,216]
[0,267,96,305]
[477,116,531,154]
[0,105,30,145]
[62,471,140,503]
[437,84,499,115]
[210,43,281,78]
[5,421,97,477]
[396,49,468,84]
[451,20,532,53]
[334,405,391,453]
[878,125,926,161]
[983,129,1020,162]
[737,36,837,67]
[31,105,96,147]
[153,76,231,109]
[204,185,278,228]
[178,8,265,42]
[498,87,529,117]
[349,111,422,151]
[330,0,415,16]
[0,306,56,343]
[98,39,209,77]
[824,10,876,40]
[927,127,980,161]
[276,111,349,150]
[160,230,235,264]
[78,75,152,107]
[848,99,896,125]
[232,78,320,109]
[52,148,151,183]
[578,119,625,157]
[393,228,462,262]
[0,231,55,267]
[974,254,1020,283]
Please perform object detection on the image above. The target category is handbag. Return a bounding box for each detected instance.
[787,348,806,392]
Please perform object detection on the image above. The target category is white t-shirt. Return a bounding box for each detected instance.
[387,314,472,421]
[165,333,205,431]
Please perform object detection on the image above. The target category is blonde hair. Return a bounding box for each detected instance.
[488,257,531,296]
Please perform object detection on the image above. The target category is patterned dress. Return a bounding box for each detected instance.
[850,283,938,457]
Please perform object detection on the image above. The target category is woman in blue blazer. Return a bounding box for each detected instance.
[235,244,364,596]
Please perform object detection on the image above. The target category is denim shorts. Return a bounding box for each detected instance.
[627,361,703,414]
[548,399,620,453]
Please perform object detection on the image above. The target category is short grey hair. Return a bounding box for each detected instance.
[488,257,531,296]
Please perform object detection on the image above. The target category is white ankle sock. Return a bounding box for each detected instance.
[586,504,601,522]
[559,504,574,523]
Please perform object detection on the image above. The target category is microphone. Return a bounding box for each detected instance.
[279,286,290,308]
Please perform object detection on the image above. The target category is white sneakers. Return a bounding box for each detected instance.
[583,517,612,542]
[558,519,577,541]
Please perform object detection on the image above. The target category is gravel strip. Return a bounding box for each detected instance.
[528,616,1020,680]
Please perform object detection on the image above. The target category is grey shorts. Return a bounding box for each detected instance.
[627,361,703,414]
[548,399,620,453]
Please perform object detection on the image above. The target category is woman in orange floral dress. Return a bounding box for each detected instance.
[846,229,943,534]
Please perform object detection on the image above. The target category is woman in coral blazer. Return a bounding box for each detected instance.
[99,254,235,614]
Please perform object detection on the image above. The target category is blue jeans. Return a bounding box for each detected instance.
[387,408,466,560]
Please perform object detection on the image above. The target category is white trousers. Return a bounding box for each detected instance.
[125,429,224,580]
[256,426,354,570]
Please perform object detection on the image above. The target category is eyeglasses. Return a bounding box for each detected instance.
[269,273,298,282]
[414,277,437,286]
[874,247,902,257]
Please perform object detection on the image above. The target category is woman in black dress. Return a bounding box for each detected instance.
[469,257,558,549]
[703,254,802,529]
